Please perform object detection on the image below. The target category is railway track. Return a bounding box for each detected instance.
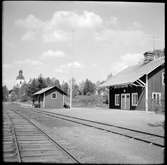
[24,108,164,149]
[3,112,21,162]
[3,109,81,163]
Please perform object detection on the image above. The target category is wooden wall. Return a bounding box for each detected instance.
[45,88,64,108]
[109,85,145,110]
[148,66,165,111]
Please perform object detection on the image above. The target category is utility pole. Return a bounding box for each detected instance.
[145,74,148,112]
[70,78,73,109]
[70,28,74,110]
[152,34,156,52]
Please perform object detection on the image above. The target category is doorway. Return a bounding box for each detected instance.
[121,93,130,110]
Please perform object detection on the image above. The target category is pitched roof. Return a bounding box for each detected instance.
[100,57,164,87]
[32,85,67,96]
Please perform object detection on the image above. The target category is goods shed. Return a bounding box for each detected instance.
[32,85,67,109]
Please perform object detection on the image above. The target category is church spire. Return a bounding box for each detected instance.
[16,70,24,80]
[16,70,25,87]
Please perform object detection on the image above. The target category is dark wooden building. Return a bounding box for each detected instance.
[101,57,165,112]
[32,85,67,109]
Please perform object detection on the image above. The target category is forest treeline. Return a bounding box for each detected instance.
[3,74,106,102]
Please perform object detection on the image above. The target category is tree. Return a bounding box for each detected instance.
[12,86,20,100]
[19,83,30,102]
[61,81,69,95]
[10,91,17,101]
[78,81,85,95]
[46,77,54,86]
[83,79,96,95]
[38,74,47,89]
[3,85,9,101]
[27,78,39,97]
[54,79,61,88]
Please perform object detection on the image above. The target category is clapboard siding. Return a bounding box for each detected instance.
[148,66,165,111]
[45,88,64,108]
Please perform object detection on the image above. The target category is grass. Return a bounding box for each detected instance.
[64,95,108,108]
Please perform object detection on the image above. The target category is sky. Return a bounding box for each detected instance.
[2,1,165,89]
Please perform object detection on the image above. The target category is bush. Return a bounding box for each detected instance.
[20,95,30,102]
[64,103,70,108]
[151,102,162,113]
[10,92,17,101]
[34,103,40,108]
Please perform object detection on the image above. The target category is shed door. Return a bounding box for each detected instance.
[121,93,130,110]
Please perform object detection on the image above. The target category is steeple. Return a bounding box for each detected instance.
[16,70,25,87]
[16,70,24,80]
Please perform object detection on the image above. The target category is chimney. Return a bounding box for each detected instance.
[143,51,154,64]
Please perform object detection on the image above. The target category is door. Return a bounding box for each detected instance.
[121,94,126,110]
[126,94,130,110]
[121,93,130,110]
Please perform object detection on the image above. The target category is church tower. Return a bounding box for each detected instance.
[16,70,25,87]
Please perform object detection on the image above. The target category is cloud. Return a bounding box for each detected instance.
[95,28,149,50]
[14,59,43,66]
[21,31,36,41]
[15,11,103,42]
[3,63,13,69]
[67,61,83,68]
[4,41,16,48]
[109,16,118,25]
[110,53,144,75]
[15,14,44,30]
[42,30,71,42]
[132,21,143,29]
[120,53,144,66]
[41,50,65,59]
[55,61,83,73]
[48,10,103,29]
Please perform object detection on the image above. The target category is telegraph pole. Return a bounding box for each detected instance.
[70,28,74,110]
[70,78,73,109]
[152,34,156,52]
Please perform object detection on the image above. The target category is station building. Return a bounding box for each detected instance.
[100,55,165,112]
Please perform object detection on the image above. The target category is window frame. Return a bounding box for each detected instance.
[152,92,161,105]
[132,93,138,106]
[51,92,57,99]
[115,94,120,106]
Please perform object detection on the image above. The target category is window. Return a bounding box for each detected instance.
[162,72,165,86]
[132,93,138,106]
[115,94,120,106]
[51,92,57,99]
[152,92,161,105]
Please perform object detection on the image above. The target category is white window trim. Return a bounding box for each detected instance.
[162,72,165,86]
[51,92,57,99]
[152,92,161,105]
[115,94,120,106]
[132,93,138,106]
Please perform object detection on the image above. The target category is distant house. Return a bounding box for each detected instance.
[32,85,67,109]
[100,57,165,112]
